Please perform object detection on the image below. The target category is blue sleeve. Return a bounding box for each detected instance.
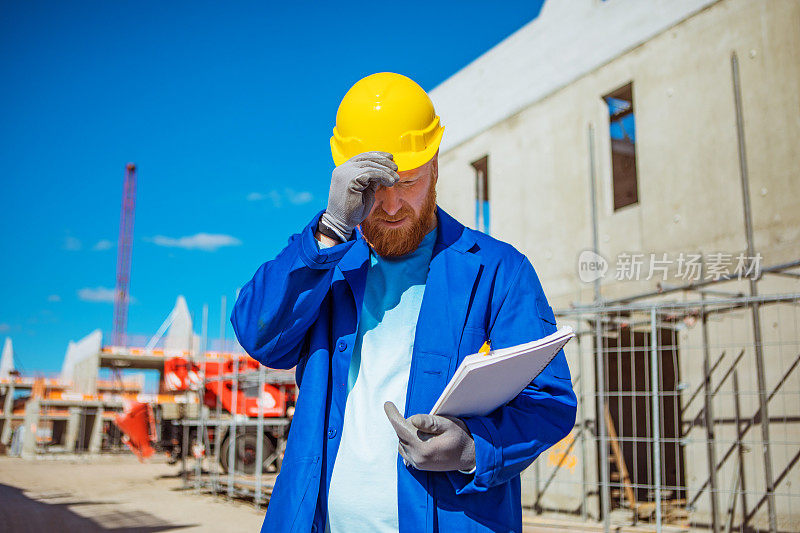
[230,210,354,369]
[447,256,577,494]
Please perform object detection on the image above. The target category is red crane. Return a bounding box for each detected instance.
[113,163,137,347]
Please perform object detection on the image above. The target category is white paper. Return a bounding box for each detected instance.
[429,326,574,417]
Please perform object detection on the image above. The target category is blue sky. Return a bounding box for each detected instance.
[0,0,544,375]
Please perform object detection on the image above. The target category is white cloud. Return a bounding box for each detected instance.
[93,239,113,251]
[0,323,10,332]
[267,190,283,207]
[286,188,314,205]
[78,287,117,303]
[47,294,61,302]
[247,188,313,207]
[63,235,82,251]
[149,233,242,252]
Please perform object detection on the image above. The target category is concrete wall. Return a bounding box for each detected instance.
[431,0,721,155]
[433,0,800,307]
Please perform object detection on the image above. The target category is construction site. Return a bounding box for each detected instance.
[0,166,300,529]
[2,0,799,532]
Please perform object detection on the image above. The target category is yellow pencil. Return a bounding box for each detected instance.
[479,340,491,355]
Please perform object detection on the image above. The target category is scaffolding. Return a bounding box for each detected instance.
[523,261,800,532]
[178,366,294,508]
[164,298,294,510]
[175,361,293,508]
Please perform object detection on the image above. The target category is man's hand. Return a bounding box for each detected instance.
[384,401,476,472]
[318,151,399,242]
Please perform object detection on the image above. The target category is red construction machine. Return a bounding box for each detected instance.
[114,352,296,474]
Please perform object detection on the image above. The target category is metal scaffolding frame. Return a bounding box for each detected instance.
[171,299,294,511]
[179,361,291,507]
[523,263,800,532]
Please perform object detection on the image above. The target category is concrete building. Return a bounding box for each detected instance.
[432,0,799,304]
[430,0,800,530]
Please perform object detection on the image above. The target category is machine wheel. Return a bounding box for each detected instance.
[219,430,276,475]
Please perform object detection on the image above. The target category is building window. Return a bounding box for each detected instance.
[472,155,490,234]
[603,83,639,210]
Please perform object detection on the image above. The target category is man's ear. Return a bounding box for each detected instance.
[431,153,438,185]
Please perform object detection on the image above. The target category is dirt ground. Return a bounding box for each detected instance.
[0,455,264,532]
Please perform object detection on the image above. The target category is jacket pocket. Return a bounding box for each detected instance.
[433,473,517,531]
[408,351,453,415]
[460,326,488,357]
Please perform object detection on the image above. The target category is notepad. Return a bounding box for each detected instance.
[429,326,575,418]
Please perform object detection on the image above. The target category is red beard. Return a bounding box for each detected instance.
[361,184,437,258]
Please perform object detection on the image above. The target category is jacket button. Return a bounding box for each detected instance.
[327,427,337,439]
[337,339,347,351]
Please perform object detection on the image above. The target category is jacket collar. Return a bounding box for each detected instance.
[432,205,476,256]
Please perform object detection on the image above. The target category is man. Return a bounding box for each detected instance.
[231,72,577,533]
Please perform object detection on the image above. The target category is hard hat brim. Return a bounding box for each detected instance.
[330,125,444,172]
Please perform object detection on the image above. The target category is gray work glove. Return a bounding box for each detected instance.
[318,151,399,242]
[384,401,476,472]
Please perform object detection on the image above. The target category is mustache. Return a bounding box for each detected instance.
[371,205,414,222]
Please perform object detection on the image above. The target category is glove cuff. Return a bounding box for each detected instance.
[319,212,353,242]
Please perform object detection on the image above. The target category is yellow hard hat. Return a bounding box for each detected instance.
[330,72,444,172]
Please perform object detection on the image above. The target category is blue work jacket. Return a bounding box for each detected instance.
[231,206,577,532]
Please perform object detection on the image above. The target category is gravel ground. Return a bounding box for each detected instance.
[0,455,264,532]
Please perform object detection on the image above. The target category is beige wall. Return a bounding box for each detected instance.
[436,0,800,308]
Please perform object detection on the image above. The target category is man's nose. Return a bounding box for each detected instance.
[375,184,402,216]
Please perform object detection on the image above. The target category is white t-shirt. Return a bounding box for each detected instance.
[325,228,437,532]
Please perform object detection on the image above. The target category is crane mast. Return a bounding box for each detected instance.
[113,163,136,347]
